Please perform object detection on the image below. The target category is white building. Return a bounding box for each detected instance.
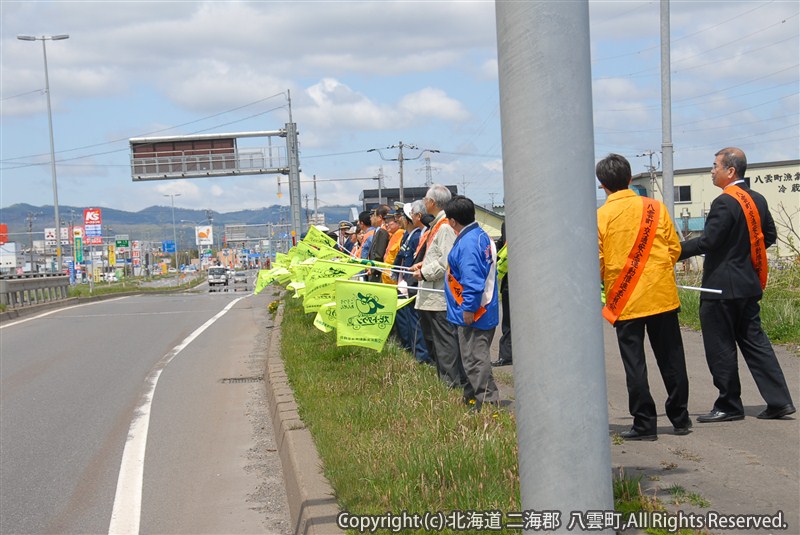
[631,159,800,259]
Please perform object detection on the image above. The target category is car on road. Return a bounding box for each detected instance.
[232,271,248,291]
[207,266,229,291]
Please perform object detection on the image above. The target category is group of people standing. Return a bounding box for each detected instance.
[329,145,795,426]
[597,148,795,442]
[337,184,505,411]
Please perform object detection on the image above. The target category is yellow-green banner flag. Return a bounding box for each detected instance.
[336,280,398,352]
[254,267,291,295]
[287,281,306,298]
[497,244,508,282]
[303,260,366,313]
[303,225,338,249]
[275,252,289,268]
[313,302,337,333]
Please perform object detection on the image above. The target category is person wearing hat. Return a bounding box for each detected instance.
[394,200,432,364]
[381,212,405,285]
[337,220,352,253]
[367,204,390,283]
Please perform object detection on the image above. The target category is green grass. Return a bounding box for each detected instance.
[278,294,710,534]
[678,263,800,346]
[67,273,204,298]
[280,296,519,532]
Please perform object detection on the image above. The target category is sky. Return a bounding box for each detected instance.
[1,0,798,220]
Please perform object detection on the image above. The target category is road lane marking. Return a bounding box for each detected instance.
[0,297,130,329]
[108,296,246,535]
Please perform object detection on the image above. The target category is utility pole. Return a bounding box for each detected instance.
[488,192,497,208]
[368,144,439,203]
[27,212,36,273]
[496,0,612,519]
[460,175,470,197]
[638,150,660,198]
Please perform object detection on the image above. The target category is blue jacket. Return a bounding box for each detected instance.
[445,222,499,330]
[395,227,422,284]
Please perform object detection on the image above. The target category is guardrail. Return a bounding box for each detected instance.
[0,274,70,308]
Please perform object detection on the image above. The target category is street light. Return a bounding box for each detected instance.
[163,193,181,268]
[18,34,69,272]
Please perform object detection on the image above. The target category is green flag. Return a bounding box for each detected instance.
[497,243,508,282]
[303,260,365,313]
[313,302,337,333]
[254,267,290,295]
[275,252,289,268]
[336,280,398,352]
[303,225,338,249]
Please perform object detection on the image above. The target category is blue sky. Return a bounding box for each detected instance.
[1,1,798,218]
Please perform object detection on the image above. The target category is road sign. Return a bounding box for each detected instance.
[74,237,83,262]
[116,240,129,248]
[162,240,176,253]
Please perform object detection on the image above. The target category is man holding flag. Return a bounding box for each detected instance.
[597,153,691,441]
[679,147,794,422]
[413,185,467,392]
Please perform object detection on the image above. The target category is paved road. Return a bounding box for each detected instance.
[0,289,290,534]
[491,321,800,533]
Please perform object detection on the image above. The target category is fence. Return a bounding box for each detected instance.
[0,274,70,308]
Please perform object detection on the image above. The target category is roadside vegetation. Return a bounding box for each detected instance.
[278,294,712,534]
[677,262,799,348]
[67,272,205,298]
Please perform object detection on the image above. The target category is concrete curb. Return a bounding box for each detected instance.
[263,305,344,535]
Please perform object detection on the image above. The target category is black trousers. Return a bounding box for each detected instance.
[699,298,793,414]
[615,310,690,433]
[498,277,512,360]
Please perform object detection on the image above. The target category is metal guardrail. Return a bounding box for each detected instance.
[0,274,70,308]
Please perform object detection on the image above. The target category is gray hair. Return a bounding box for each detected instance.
[410,199,426,216]
[425,184,452,209]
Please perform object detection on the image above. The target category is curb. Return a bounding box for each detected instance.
[263,304,344,535]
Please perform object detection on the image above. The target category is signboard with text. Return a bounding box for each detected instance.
[83,208,102,237]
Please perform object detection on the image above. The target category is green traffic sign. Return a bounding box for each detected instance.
[116,240,129,248]
[75,237,83,262]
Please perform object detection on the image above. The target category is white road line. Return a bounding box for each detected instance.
[108,296,246,535]
[0,297,130,329]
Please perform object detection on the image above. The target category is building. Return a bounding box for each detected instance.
[359,186,457,211]
[630,159,800,259]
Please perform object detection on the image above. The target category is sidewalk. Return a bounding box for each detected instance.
[490,322,800,532]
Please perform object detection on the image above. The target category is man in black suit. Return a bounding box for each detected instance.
[679,147,795,423]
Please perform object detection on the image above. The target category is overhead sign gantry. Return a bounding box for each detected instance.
[129,126,303,238]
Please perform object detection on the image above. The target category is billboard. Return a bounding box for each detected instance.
[195,225,213,246]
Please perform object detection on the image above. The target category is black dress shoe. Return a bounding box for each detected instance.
[674,421,693,435]
[491,357,512,367]
[757,403,796,420]
[696,409,744,423]
[620,429,657,441]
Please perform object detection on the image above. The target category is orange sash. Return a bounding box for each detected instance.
[447,269,487,321]
[724,185,768,290]
[414,229,429,257]
[602,198,660,324]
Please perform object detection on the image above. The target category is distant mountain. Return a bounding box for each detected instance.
[0,203,356,248]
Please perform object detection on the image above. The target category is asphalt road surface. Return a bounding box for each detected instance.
[0,288,290,534]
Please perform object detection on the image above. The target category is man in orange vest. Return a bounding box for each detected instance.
[679,147,794,422]
[597,153,691,441]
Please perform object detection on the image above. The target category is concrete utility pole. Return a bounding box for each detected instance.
[661,0,675,220]
[368,144,439,202]
[495,0,613,524]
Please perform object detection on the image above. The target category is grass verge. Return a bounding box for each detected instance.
[278,293,709,534]
[677,263,799,348]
